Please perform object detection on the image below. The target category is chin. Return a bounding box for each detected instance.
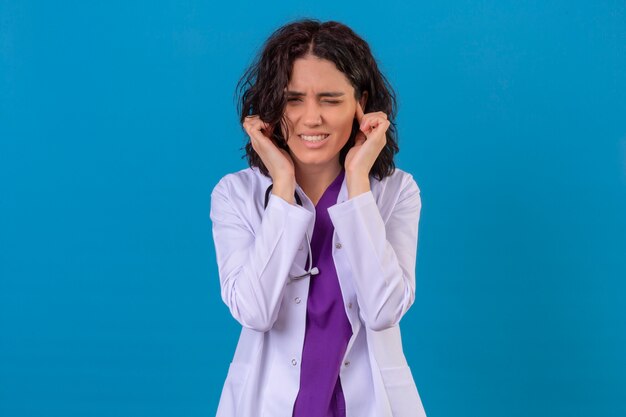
[293,155,331,166]
[288,143,348,170]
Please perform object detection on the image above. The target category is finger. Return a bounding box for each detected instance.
[243,115,260,126]
[246,119,271,139]
[244,115,268,129]
[360,115,377,132]
[354,130,366,145]
[247,123,270,147]
[243,115,261,133]
[262,122,275,139]
[361,115,389,134]
[355,100,365,124]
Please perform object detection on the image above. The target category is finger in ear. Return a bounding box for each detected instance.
[355,100,365,124]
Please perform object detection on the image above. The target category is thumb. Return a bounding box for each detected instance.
[354,131,367,146]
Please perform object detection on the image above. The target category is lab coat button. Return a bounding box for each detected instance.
[294,297,301,304]
[298,244,304,251]
[344,361,350,367]
[292,359,298,366]
[335,242,342,249]
[347,302,353,309]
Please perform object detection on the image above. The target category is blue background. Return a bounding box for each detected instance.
[1,1,625,416]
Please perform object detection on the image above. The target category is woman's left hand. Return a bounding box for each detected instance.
[344,101,389,176]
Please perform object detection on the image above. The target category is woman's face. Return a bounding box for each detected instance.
[283,54,363,171]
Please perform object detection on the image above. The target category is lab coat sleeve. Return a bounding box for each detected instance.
[210,177,313,332]
[327,175,421,331]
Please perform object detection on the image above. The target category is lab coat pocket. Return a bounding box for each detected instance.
[379,366,425,417]
[217,362,251,416]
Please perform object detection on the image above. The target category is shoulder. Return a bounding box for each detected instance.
[372,167,421,198]
[210,167,273,223]
[211,166,271,198]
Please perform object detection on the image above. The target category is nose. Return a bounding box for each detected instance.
[303,100,322,127]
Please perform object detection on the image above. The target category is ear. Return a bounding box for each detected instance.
[359,91,369,110]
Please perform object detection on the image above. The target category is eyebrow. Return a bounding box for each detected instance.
[286,90,345,98]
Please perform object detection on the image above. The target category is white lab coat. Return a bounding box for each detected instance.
[210,166,427,417]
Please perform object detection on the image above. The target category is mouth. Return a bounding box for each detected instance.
[299,134,329,143]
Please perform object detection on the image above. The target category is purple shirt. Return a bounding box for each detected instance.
[292,170,353,417]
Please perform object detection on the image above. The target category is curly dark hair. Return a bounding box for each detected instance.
[235,18,399,180]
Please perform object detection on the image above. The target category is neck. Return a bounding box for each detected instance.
[294,161,343,206]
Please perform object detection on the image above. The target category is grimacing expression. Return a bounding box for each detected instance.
[282,54,364,170]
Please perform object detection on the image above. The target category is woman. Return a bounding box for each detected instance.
[210,19,427,417]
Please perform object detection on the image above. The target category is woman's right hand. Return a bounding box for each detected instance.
[243,115,296,203]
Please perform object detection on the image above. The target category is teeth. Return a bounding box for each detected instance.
[300,134,329,142]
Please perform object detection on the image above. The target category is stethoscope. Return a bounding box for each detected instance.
[264,184,319,279]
